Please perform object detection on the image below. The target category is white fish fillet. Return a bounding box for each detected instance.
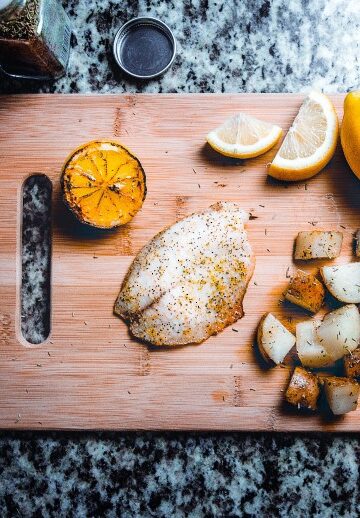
[115,202,255,346]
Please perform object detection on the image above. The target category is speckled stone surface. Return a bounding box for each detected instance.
[2,0,360,515]
[0,0,359,94]
[1,431,360,517]
[21,176,52,344]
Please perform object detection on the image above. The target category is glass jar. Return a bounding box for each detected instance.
[0,0,71,80]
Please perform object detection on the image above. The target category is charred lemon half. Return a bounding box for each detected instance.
[61,140,146,229]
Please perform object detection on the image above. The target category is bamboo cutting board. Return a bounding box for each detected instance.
[1,93,360,431]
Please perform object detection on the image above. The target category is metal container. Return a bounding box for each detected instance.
[113,17,176,79]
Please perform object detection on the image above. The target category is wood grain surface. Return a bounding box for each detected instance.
[1,93,359,431]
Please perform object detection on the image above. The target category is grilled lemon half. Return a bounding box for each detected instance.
[61,140,146,229]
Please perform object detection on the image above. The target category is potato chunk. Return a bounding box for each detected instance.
[354,230,360,258]
[296,321,333,368]
[323,376,360,415]
[316,304,360,361]
[294,231,343,260]
[285,269,325,313]
[257,313,295,365]
[321,263,360,303]
[344,349,360,378]
[285,367,320,411]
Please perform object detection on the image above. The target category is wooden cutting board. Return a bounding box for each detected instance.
[1,93,359,431]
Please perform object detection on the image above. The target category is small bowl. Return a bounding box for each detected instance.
[113,17,176,79]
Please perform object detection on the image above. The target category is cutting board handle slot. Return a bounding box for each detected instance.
[20,175,52,346]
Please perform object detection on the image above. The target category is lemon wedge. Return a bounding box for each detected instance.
[268,91,339,181]
[206,113,282,159]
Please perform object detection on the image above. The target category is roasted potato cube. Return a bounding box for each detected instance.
[296,321,333,368]
[321,263,360,303]
[294,231,343,260]
[316,304,360,361]
[285,269,325,313]
[323,376,360,415]
[285,366,320,411]
[344,349,360,378]
[257,313,295,365]
[354,230,360,258]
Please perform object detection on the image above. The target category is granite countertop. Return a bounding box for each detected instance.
[1,0,359,95]
[2,0,360,515]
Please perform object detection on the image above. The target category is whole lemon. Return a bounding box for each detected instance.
[341,91,360,180]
